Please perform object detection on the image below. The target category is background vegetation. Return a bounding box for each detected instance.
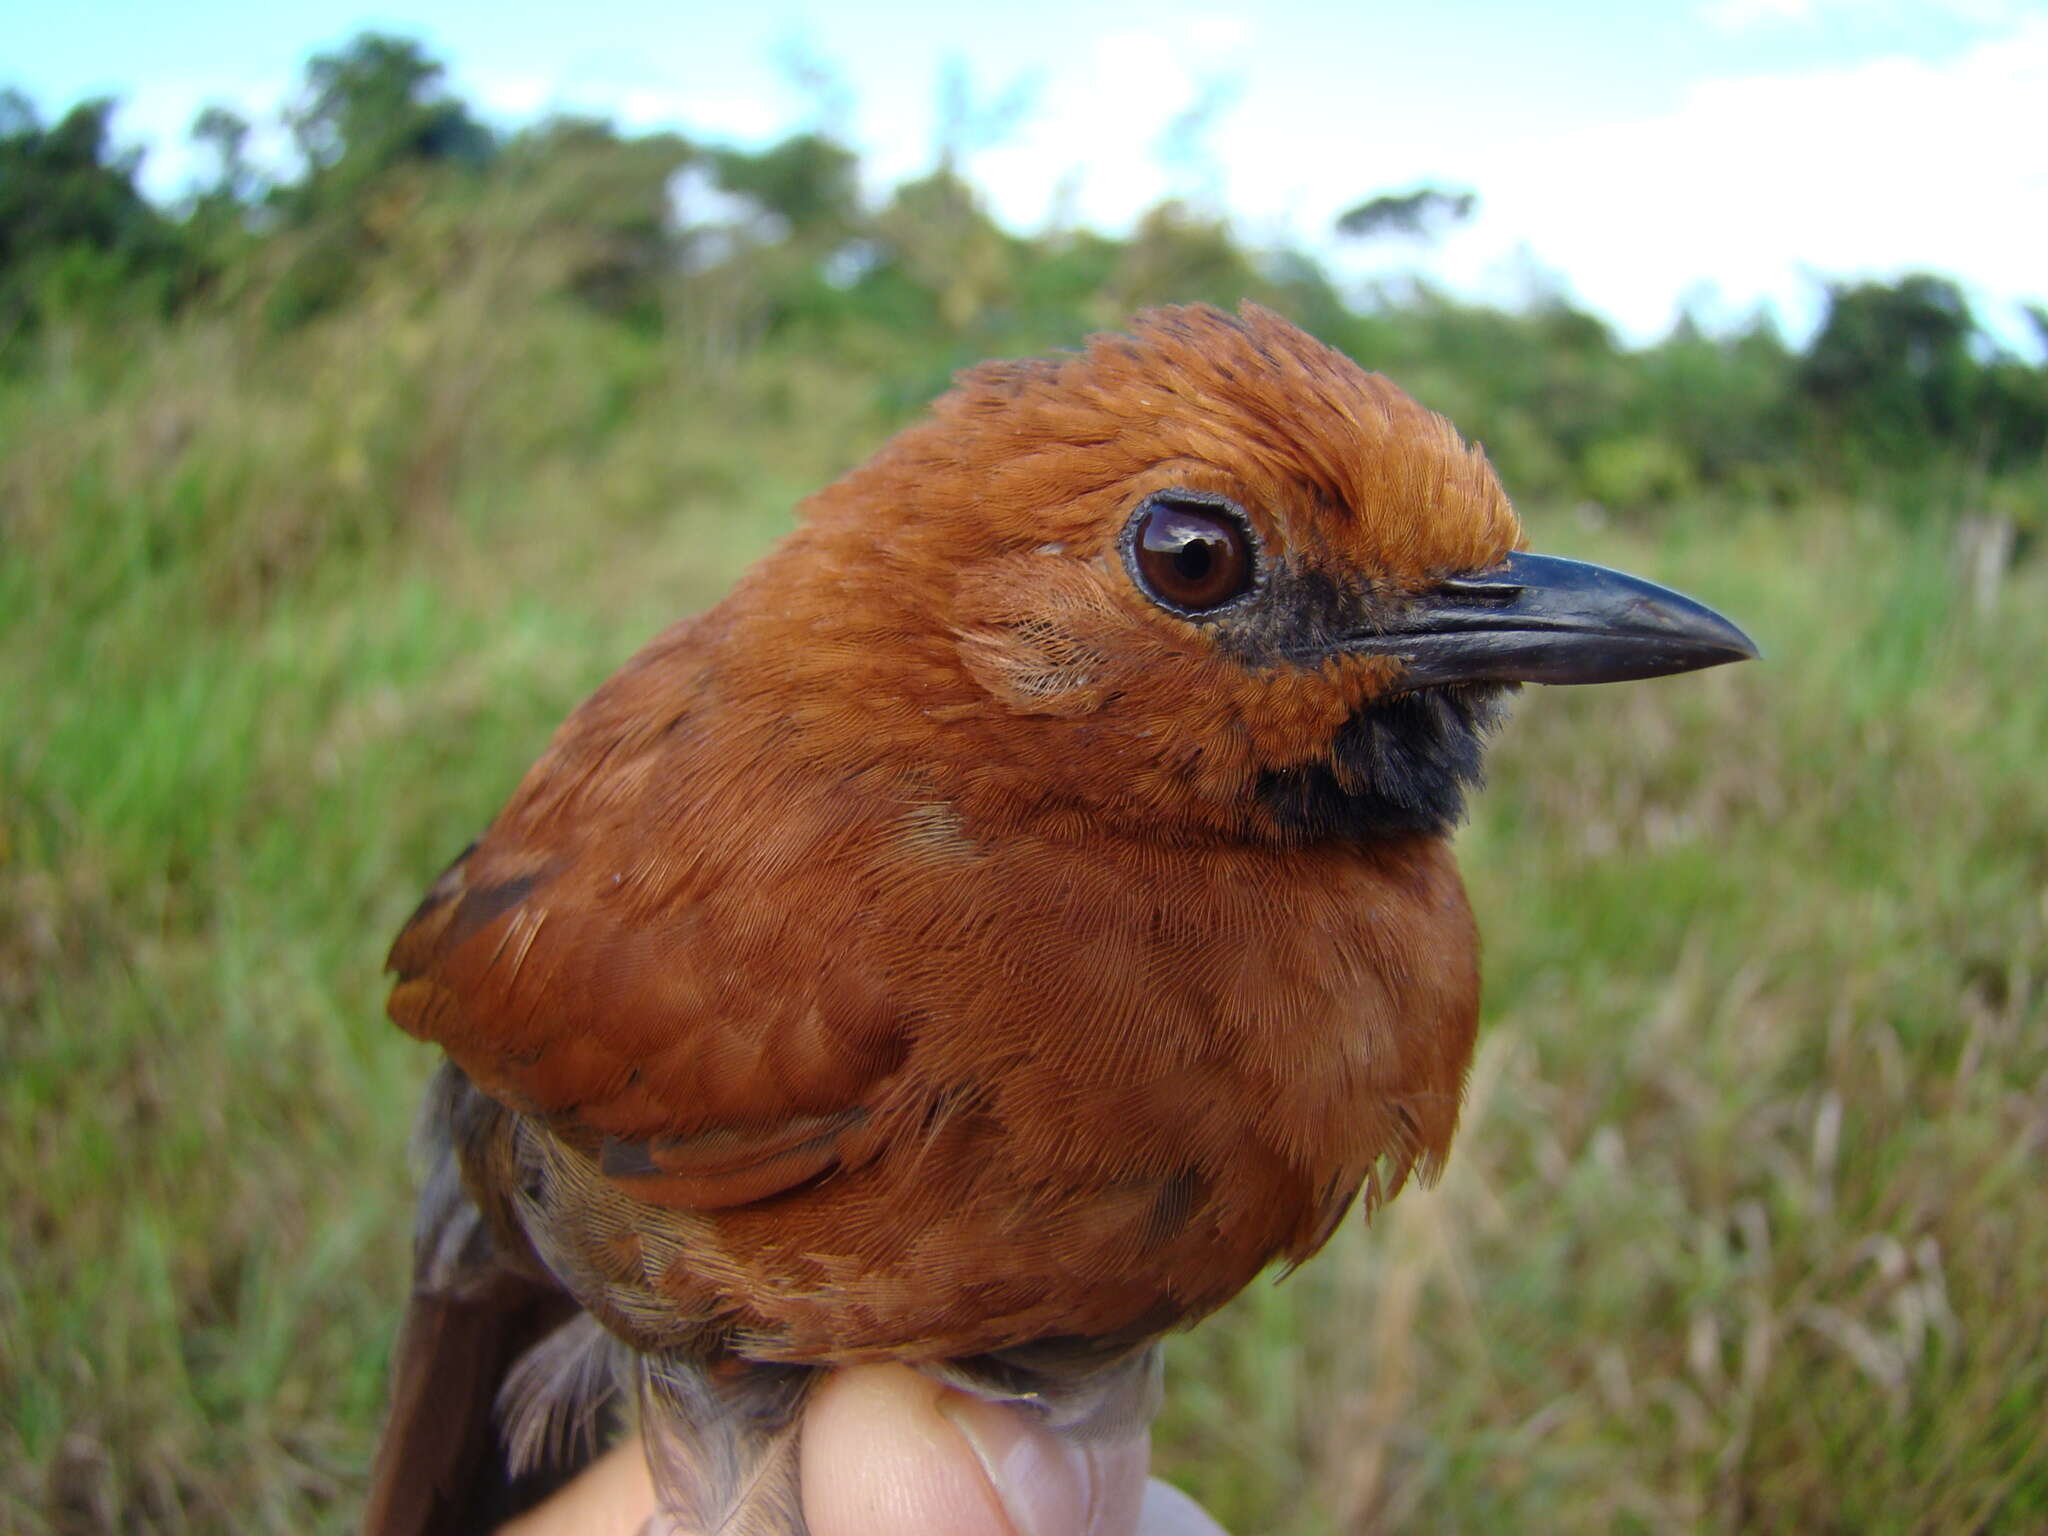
[4,33,2044,1533]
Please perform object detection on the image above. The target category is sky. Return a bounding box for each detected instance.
[12,0,2047,349]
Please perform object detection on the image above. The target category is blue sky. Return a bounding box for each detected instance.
[14,0,2047,347]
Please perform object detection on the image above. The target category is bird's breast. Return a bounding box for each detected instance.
[502,819,1481,1362]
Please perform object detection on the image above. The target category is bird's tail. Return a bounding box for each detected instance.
[368,1064,820,1534]
[363,1064,599,1536]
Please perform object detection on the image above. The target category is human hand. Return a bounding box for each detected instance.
[499,1362,1227,1536]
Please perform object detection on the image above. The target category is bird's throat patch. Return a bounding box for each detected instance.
[1254,684,1513,840]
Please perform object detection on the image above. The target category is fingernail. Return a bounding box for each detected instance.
[939,1393,1091,1536]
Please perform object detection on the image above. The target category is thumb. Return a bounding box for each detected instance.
[805,1363,1198,1536]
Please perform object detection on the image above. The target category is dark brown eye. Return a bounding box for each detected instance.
[1130,497,1254,613]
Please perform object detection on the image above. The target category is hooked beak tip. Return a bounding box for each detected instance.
[1355,551,1760,690]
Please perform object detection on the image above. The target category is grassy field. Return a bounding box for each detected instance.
[4,305,2045,1533]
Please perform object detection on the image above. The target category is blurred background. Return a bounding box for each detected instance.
[4,2,2045,1531]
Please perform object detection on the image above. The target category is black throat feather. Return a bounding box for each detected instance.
[1255,683,1513,841]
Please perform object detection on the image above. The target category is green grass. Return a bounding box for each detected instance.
[4,310,2044,1533]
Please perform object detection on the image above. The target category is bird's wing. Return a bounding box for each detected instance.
[385,715,912,1211]
[375,724,916,1530]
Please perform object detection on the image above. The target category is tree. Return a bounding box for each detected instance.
[191,105,257,205]
[0,92,185,335]
[710,134,861,246]
[263,34,495,325]
[1335,186,1476,244]
[1108,200,1262,315]
[1798,274,1978,463]
[283,33,493,220]
[871,169,1015,332]
[500,115,696,321]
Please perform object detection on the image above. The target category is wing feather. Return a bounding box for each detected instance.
[387,646,910,1212]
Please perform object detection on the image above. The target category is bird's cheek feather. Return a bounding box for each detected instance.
[953,556,1124,717]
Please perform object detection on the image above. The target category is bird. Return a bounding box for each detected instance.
[364,301,1756,1535]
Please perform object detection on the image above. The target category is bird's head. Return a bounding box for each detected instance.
[739,303,1754,843]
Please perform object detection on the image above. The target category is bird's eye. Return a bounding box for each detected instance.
[1129,496,1255,614]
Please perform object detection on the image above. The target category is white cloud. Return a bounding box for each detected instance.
[945,24,1227,229]
[1700,0,2029,32]
[1186,15,1254,55]
[116,78,291,199]
[1701,0,1821,31]
[469,72,551,119]
[1341,13,2048,342]
[959,16,1276,231]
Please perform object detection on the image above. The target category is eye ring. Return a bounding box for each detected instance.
[1122,491,1259,617]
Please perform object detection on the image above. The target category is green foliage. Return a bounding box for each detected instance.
[0,93,190,334]
[1800,276,1974,464]
[496,116,696,325]
[1335,184,1477,243]
[3,31,2043,521]
[708,132,861,244]
[868,167,1018,332]
[1796,275,2048,504]
[283,32,493,215]
[1110,199,1266,314]
[259,33,497,326]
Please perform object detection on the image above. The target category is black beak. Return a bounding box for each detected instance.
[1354,551,1759,690]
